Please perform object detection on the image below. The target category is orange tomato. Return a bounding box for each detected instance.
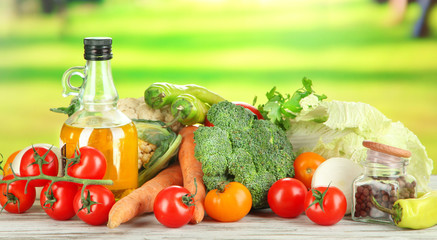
[293,152,326,189]
[204,182,252,222]
[2,150,20,176]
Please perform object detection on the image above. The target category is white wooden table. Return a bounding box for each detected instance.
[1,176,436,240]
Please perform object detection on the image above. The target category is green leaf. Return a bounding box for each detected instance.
[283,97,303,113]
[263,102,282,123]
[252,96,258,106]
[50,97,81,117]
[302,77,313,93]
[255,77,327,131]
[281,109,296,119]
[282,119,291,130]
[316,94,328,101]
[265,86,278,100]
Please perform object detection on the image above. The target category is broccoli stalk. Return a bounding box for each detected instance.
[194,101,295,209]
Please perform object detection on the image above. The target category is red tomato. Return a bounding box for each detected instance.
[267,178,307,218]
[0,175,36,214]
[153,185,195,228]
[204,182,252,222]
[204,117,214,127]
[204,102,263,127]
[19,146,59,187]
[304,186,347,226]
[294,152,326,189]
[67,146,106,179]
[40,181,79,220]
[73,185,115,226]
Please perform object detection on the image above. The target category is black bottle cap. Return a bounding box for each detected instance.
[84,37,113,60]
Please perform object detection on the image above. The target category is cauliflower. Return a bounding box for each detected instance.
[117,97,184,133]
[138,139,157,169]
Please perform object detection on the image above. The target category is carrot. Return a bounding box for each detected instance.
[107,163,183,229]
[178,125,206,224]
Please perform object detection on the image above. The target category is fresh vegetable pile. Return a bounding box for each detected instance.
[1,78,435,231]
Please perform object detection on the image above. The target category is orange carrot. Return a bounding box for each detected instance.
[107,163,183,229]
[178,125,206,224]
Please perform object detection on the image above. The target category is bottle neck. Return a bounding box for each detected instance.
[80,60,118,112]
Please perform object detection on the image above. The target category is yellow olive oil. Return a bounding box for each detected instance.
[60,122,138,199]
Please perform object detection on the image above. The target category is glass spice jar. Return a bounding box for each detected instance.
[352,141,417,224]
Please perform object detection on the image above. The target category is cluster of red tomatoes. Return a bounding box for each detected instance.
[0,146,115,226]
[267,152,347,226]
[268,178,347,226]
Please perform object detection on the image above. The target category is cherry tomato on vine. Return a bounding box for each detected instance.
[204,102,263,127]
[0,175,36,214]
[67,146,106,180]
[267,178,307,218]
[153,185,195,228]
[304,186,347,226]
[40,181,79,220]
[73,185,115,226]
[293,152,326,189]
[204,182,252,222]
[19,146,59,187]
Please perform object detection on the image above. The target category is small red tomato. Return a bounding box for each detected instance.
[73,185,115,226]
[67,146,106,180]
[304,186,347,226]
[20,146,59,187]
[0,175,36,214]
[268,178,307,218]
[40,181,79,220]
[154,185,195,228]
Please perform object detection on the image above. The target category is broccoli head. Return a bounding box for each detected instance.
[193,101,295,209]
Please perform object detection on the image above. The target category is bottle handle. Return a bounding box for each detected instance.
[62,66,85,97]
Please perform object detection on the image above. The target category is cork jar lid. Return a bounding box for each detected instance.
[363,141,411,158]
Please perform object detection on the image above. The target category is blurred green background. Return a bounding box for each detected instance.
[0,0,436,173]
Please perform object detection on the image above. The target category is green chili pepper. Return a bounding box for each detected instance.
[169,94,210,126]
[144,82,225,109]
[371,191,437,229]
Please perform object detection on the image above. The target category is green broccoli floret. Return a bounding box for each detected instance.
[194,101,295,209]
[193,127,231,176]
[206,101,255,131]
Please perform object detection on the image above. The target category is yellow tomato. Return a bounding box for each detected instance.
[2,150,20,176]
[204,182,252,222]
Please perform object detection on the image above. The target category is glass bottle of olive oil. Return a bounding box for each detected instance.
[60,37,138,199]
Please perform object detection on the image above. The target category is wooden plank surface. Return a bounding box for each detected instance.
[1,175,436,240]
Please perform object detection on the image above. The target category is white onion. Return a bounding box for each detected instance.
[311,157,363,215]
